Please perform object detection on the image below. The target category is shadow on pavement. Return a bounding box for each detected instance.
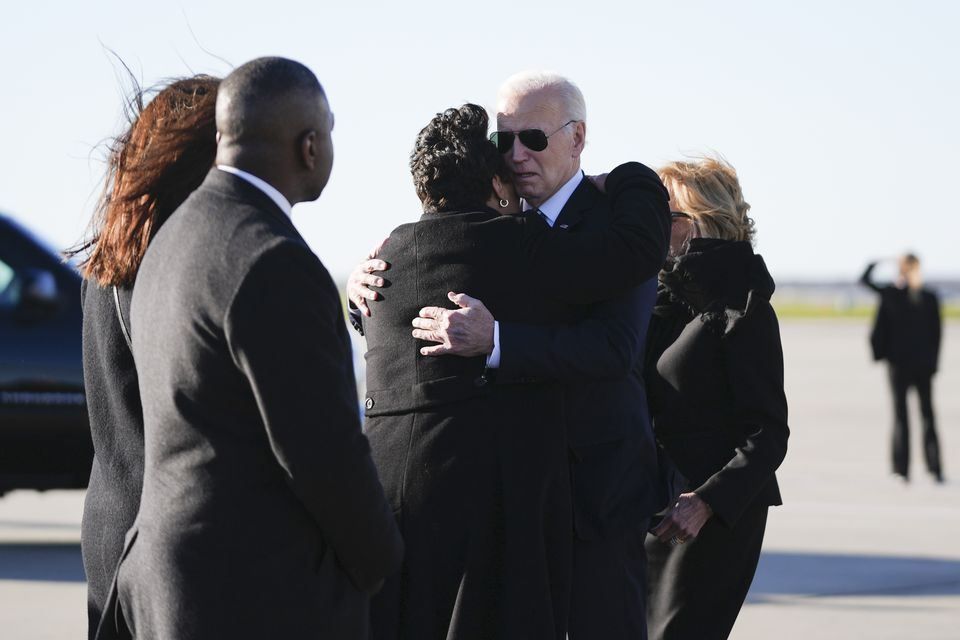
[748,551,960,602]
[5,544,959,595]
[0,543,85,582]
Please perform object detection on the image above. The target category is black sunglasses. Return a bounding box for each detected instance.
[489,120,578,154]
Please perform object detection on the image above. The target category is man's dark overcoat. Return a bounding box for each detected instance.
[101,170,404,640]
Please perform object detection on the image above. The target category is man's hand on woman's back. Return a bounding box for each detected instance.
[347,238,390,317]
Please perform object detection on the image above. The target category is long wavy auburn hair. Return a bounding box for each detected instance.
[73,74,219,287]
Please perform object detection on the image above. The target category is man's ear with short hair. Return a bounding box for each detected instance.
[300,130,318,170]
[571,121,586,157]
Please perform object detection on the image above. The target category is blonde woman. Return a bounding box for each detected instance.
[642,156,789,639]
[860,254,943,482]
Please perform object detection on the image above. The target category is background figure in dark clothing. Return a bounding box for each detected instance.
[643,157,789,640]
[68,74,219,638]
[861,255,943,482]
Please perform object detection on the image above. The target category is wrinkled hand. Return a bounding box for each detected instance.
[651,492,713,545]
[587,172,609,193]
[347,237,390,317]
[411,292,494,357]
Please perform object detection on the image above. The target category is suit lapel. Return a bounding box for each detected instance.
[554,178,600,231]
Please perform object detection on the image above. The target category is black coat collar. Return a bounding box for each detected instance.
[661,239,775,314]
[418,205,499,222]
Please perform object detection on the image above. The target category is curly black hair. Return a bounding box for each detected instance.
[410,103,508,213]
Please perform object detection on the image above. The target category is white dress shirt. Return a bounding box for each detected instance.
[217,165,293,218]
[486,170,585,368]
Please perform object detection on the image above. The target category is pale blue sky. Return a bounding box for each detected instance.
[2,1,958,281]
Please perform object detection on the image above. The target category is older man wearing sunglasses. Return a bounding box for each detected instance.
[349,71,668,639]
[414,72,666,639]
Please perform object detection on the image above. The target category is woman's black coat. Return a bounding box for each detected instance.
[645,239,789,526]
[643,239,789,639]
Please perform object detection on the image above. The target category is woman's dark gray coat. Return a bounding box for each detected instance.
[80,281,142,639]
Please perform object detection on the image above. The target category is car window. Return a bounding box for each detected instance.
[0,257,17,308]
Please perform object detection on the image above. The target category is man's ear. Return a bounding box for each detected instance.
[571,121,586,157]
[300,130,318,170]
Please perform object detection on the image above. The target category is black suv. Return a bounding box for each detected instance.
[0,213,91,492]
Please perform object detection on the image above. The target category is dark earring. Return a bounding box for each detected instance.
[499,198,509,208]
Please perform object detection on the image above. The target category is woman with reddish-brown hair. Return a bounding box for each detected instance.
[70,74,219,638]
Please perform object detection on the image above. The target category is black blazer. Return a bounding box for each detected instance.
[80,281,142,639]
[645,239,789,528]
[362,162,670,415]
[359,162,669,639]
[106,169,403,640]
[860,262,941,373]
[498,177,663,540]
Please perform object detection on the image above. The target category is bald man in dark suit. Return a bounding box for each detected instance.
[99,57,402,640]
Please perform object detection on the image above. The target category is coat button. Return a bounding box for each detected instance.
[364,398,374,410]
[474,375,488,388]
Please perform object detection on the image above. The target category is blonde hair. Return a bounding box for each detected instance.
[658,156,755,244]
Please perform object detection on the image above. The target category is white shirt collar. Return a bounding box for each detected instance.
[217,165,293,218]
[521,170,584,227]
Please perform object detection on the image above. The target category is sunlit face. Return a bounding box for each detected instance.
[496,89,584,208]
[898,258,915,279]
[667,189,699,257]
[669,215,696,258]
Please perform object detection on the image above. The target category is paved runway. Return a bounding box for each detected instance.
[1,319,958,639]
[734,319,960,639]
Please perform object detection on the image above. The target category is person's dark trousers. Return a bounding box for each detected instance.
[889,366,942,480]
[568,520,650,640]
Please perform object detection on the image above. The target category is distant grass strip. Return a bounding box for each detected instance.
[773,303,960,320]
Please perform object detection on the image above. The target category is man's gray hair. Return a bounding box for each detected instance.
[497,70,586,122]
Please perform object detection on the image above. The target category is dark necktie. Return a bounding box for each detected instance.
[535,209,552,228]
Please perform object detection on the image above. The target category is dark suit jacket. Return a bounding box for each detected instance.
[80,281,143,639]
[498,177,663,541]
[107,169,402,640]
[860,262,941,373]
[359,162,670,639]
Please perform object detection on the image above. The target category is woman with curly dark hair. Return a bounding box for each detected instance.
[70,74,219,638]
[356,103,670,639]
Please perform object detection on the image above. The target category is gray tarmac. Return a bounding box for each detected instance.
[1,319,958,639]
